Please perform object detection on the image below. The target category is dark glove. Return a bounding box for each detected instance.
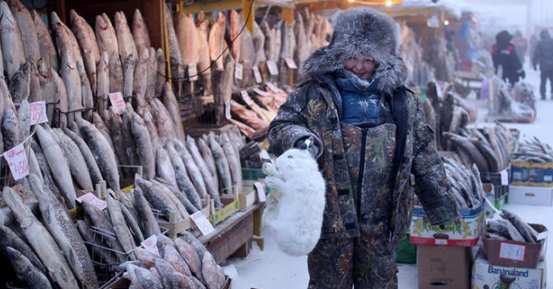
[294,136,320,158]
[520,70,526,79]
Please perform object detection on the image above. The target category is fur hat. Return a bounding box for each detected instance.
[302,7,407,94]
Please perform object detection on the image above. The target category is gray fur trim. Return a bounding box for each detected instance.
[301,7,407,95]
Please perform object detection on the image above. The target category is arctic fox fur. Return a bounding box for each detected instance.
[262,148,326,256]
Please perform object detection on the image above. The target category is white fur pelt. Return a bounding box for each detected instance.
[262,148,326,256]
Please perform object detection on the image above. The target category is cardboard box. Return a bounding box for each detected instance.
[508,185,553,206]
[211,197,241,226]
[483,183,495,218]
[410,200,485,246]
[483,224,548,269]
[417,245,476,289]
[472,249,546,289]
[239,189,257,212]
[510,161,553,187]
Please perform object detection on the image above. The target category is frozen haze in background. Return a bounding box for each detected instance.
[224,58,552,289]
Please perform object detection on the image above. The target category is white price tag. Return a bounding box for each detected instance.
[234,63,243,80]
[108,92,126,114]
[252,88,270,97]
[259,149,271,161]
[266,61,279,76]
[254,182,266,202]
[30,101,48,124]
[434,239,448,245]
[4,143,29,181]
[500,169,509,186]
[77,192,107,211]
[284,58,298,69]
[537,230,548,241]
[499,242,526,261]
[266,82,280,93]
[225,101,231,119]
[253,66,262,83]
[191,211,214,236]
[240,90,254,106]
[188,64,198,81]
[544,175,552,182]
[141,235,160,256]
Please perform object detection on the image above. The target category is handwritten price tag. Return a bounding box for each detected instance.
[225,101,231,120]
[235,63,243,80]
[141,235,160,256]
[266,82,280,93]
[108,92,126,114]
[284,58,298,69]
[188,64,198,81]
[266,61,279,76]
[30,101,48,125]
[240,90,254,106]
[77,192,107,211]
[191,211,214,236]
[253,66,262,83]
[499,242,526,261]
[4,143,29,181]
[254,182,266,202]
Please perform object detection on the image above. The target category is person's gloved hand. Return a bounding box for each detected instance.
[294,136,320,158]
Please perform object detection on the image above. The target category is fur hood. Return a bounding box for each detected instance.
[302,7,408,95]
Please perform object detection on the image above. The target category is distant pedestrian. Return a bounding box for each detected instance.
[531,29,553,100]
[511,30,528,65]
[491,30,525,85]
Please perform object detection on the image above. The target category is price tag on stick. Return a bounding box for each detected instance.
[235,63,243,80]
[76,192,107,211]
[191,211,214,236]
[141,235,160,256]
[30,101,48,125]
[253,66,262,83]
[266,61,279,76]
[254,182,266,202]
[4,143,29,181]
[108,92,126,115]
[188,64,198,81]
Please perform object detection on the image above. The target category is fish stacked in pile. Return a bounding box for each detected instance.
[442,125,512,173]
[486,209,540,244]
[489,76,536,119]
[442,157,485,209]
[121,232,226,289]
[511,137,553,163]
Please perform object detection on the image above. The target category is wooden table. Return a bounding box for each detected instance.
[198,202,264,264]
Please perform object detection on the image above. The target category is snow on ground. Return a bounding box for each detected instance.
[225,62,552,289]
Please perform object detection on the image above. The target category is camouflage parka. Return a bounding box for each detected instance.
[267,73,458,241]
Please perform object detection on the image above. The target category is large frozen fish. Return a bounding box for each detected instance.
[28,173,98,289]
[37,59,55,122]
[208,132,233,196]
[3,186,79,289]
[51,68,68,127]
[229,10,242,63]
[3,246,52,289]
[221,133,243,195]
[176,11,199,67]
[0,1,25,78]
[165,6,184,96]
[133,45,149,99]
[132,9,151,49]
[51,12,83,123]
[77,61,94,119]
[196,11,212,95]
[131,112,155,180]
[162,82,185,142]
[107,193,137,258]
[120,202,145,244]
[135,175,184,221]
[147,47,157,98]
[0,225,47,276]
[109,109,131,178]
[202,251,226,289]
[187,135,223,207]
[35,125,76,208]
[150,97,177,144]
[175,139,208,200]
[8,0,40,61]
[208,12,227,70]
[155,144,179,189]
[196,136,219,190]
[32,10,58,72]
[96,51,110,112]
[165,141,202,210]
[76,220,119,265]
[163,242,193,277]
[175,237,203,282]
[115,11,138,68]
[17,99,30,142]
[53,128,94,191]
[133,187,162,237]
[109,51,124,94]
[63,127,104,186]
[95,13,119,60]
[155,48,166,97]
[78,118,121,191]
[70,9,99,95]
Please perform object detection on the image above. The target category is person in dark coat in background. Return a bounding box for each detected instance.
[267,7,459,289]
[532,29,553,100]
[492,30,525,85]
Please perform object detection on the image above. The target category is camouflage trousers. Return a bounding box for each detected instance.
[307,234,399,289]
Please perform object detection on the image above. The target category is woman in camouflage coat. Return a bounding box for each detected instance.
[268,7,458,289]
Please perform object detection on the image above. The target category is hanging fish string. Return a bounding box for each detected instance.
[158,0,256,83]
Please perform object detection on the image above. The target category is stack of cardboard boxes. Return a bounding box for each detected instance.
[509,161,553,206]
